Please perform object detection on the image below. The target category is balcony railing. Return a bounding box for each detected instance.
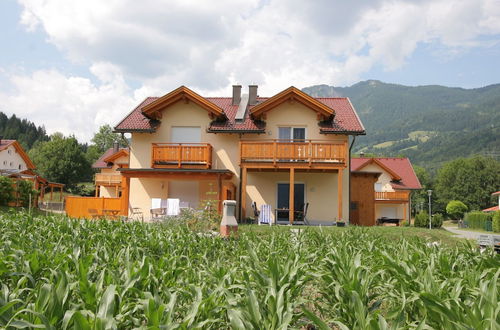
[152,143,212,169]
[95,174,122,185]
[375,191,409,200]
[240,140,347,166]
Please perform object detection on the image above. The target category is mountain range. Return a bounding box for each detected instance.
[303,80,500,171]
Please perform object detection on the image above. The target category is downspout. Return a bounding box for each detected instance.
[238,167,243,222]
[348,135,356,224]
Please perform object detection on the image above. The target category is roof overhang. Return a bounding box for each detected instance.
[141,86,227,120]
[250,87,334,120]
[354,158,402,181]
[119,168,234,180]
[103,149,129,163]
[0,140,36,169]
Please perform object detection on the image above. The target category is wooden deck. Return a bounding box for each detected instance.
[94,174,122,185]
[152,143,212,169]
[375,191,410,201]
[240,140,347,168]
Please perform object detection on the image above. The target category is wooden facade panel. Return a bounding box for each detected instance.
[65,196,123,219]
[350,173,378,226]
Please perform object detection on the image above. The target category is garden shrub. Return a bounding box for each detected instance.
[414,211,429,227]
[0,176,15,206]
[492,211,500,233]
[16,180,38,207]
[431,213,444,228]
[464,211,493,231]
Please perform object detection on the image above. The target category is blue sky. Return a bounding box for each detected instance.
[1,0,500,141]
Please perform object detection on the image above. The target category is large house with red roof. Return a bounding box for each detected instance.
[111,85,366,223]
[350,157,422,226]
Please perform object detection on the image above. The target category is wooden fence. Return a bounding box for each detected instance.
[65,196,124,219]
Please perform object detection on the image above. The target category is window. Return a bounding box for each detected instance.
[9,162,13,167]
[375,183,383,192]
[2,161,5,165]
[7,149,11,154]
[278,127,306,142]
[18,164,22,170]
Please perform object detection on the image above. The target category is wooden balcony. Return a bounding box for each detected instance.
[240,140,347,169]
[375,191,409,201]
[152,143,212,169]
[95,174,122,185]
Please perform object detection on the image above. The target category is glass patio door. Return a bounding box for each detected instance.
[278,127,306,142]
[276,183,305,222]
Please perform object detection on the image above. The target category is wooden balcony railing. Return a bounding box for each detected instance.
[152,143,212,169]
[95,174,122,185]
[240,140,347,166]
[375,191,409,200]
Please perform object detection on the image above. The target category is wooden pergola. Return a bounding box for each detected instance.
[40,182,65,201]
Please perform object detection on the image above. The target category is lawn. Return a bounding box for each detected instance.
[0,211,498,329]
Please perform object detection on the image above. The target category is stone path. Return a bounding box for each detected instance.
[444,226,500,240]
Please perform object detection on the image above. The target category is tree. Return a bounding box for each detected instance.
[29,134,92,186]
[411,166,437,216]
[0,176,14,206]
[435,156,500,211]
[91,124,127,152]
[446,200,468,220]
[87,124,128,166]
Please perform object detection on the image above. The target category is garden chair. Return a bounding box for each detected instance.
[295,202,309,225]
[166,198,180,216]
[130,207,143,222]
[251,201,260,224]
[259,204,272,225]
[150,208,166,222]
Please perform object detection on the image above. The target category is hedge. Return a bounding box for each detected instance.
[493,211,500,233]
[463,211,493,231]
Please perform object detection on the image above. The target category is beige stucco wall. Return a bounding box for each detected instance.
[375,203,409,222]
[0,145,28,170]
[246,171,345,224]
[358,163,394,192]
[100,186,117,198]
[128,177,223,221]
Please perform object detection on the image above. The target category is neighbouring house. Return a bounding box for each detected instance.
[482,191,500,212]
[111,85,366,223]
[0,138,64,203]
[350,157,422,226]
[92,143,129,198]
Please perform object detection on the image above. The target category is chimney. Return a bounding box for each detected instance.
[249,85,258,105]
[113,141,119,153]
[232,85,242,105]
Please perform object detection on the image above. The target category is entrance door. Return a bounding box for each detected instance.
[276,183,305,222]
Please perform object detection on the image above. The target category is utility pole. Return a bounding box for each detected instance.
[427,190,432,230]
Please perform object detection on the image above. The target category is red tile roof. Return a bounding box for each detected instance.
[482,205,499,212]
[351,157,422,190]
[92,147,129,169]
[115,92,365,135]
[492,191,500,196]
[0,139,15,151]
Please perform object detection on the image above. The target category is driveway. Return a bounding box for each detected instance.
[444,226,500,240]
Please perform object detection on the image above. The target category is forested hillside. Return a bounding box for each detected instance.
[303,81,500,171]
[0,112,49,150]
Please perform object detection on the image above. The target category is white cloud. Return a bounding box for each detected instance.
[0,68,139,142]
[3,0,499,141]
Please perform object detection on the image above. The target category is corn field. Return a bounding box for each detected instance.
[0,212,499,329]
